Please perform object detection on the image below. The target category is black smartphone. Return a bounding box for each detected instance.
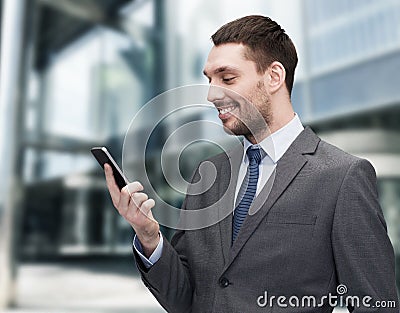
[91,147,129,190]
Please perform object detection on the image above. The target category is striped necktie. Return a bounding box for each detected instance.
[232,146,263,242]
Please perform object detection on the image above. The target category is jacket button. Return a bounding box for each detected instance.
[219,277,230,288]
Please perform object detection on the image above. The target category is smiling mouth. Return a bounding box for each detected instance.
[216,103,238,115]
[219,106,235,114]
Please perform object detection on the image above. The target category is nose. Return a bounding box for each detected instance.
[207,84,225,103]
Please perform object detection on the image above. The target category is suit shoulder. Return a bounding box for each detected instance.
[313,139,371,171]
[199,144,238,165]
[318,139,359,160]
[187,148,231,182]
[203,151,229,163]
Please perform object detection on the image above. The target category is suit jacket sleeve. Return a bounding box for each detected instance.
[332,158,399,312]
[133,167,201,313]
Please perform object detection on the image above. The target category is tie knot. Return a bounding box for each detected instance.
[246,146,263,165]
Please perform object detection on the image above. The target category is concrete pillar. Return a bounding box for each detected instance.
[0,0,27,308]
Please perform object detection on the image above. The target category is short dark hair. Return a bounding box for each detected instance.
[211,15,298,95]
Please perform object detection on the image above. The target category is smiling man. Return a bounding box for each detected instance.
[104,15,399,312]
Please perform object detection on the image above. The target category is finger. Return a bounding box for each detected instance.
[139,198,155,217]
[129,192,148,210]
[118,185,134,214]
[126,181,144,194]
[119,182,144,214]
[104,164,120,204]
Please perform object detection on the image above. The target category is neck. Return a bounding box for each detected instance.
[245,109,296,144]
[246,130,270,145]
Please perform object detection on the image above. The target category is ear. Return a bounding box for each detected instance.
[265,61,286,94]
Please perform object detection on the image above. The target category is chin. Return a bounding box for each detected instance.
[221,122,246,137]
[221,123,237,136]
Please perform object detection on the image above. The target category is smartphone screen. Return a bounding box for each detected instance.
[91,147,129,190]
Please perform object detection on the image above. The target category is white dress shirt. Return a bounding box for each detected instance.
[134,113,304,268]
[234,113,304,205]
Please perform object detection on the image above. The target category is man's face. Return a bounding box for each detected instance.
[203,43,272,139]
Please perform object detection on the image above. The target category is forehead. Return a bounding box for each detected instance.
[203,43,256,75]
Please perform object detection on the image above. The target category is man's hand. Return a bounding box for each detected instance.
[104,163,160,258]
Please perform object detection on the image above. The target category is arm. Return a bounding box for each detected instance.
[133,227,193,313]
[133,232,164,268]
[332,159,399,312]
[104,163,194,313]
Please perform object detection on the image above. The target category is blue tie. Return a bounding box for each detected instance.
[232,146,263,242]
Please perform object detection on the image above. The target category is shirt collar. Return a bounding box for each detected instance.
[243,113,304,164]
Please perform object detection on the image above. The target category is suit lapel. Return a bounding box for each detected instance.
[218,143,243,265]
[223,127,320,271]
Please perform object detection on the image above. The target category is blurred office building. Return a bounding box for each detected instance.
[0,0,400,312]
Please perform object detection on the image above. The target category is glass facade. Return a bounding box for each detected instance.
[311,52,400,115]
[306,0,400,72]
[21,1,163,257]
[298,0,400,119]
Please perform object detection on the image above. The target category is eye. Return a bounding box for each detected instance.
[222,77,236,83]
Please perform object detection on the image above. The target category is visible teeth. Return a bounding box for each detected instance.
[219,106,235,114]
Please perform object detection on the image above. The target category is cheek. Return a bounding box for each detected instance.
[230,79,257,97]
[230,86,256,106]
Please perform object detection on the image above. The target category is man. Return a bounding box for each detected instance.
[104,15,398,312]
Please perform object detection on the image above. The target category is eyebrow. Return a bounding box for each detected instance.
[202,66,240,78]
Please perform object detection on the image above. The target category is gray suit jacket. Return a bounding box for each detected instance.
[134,127,399,313]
